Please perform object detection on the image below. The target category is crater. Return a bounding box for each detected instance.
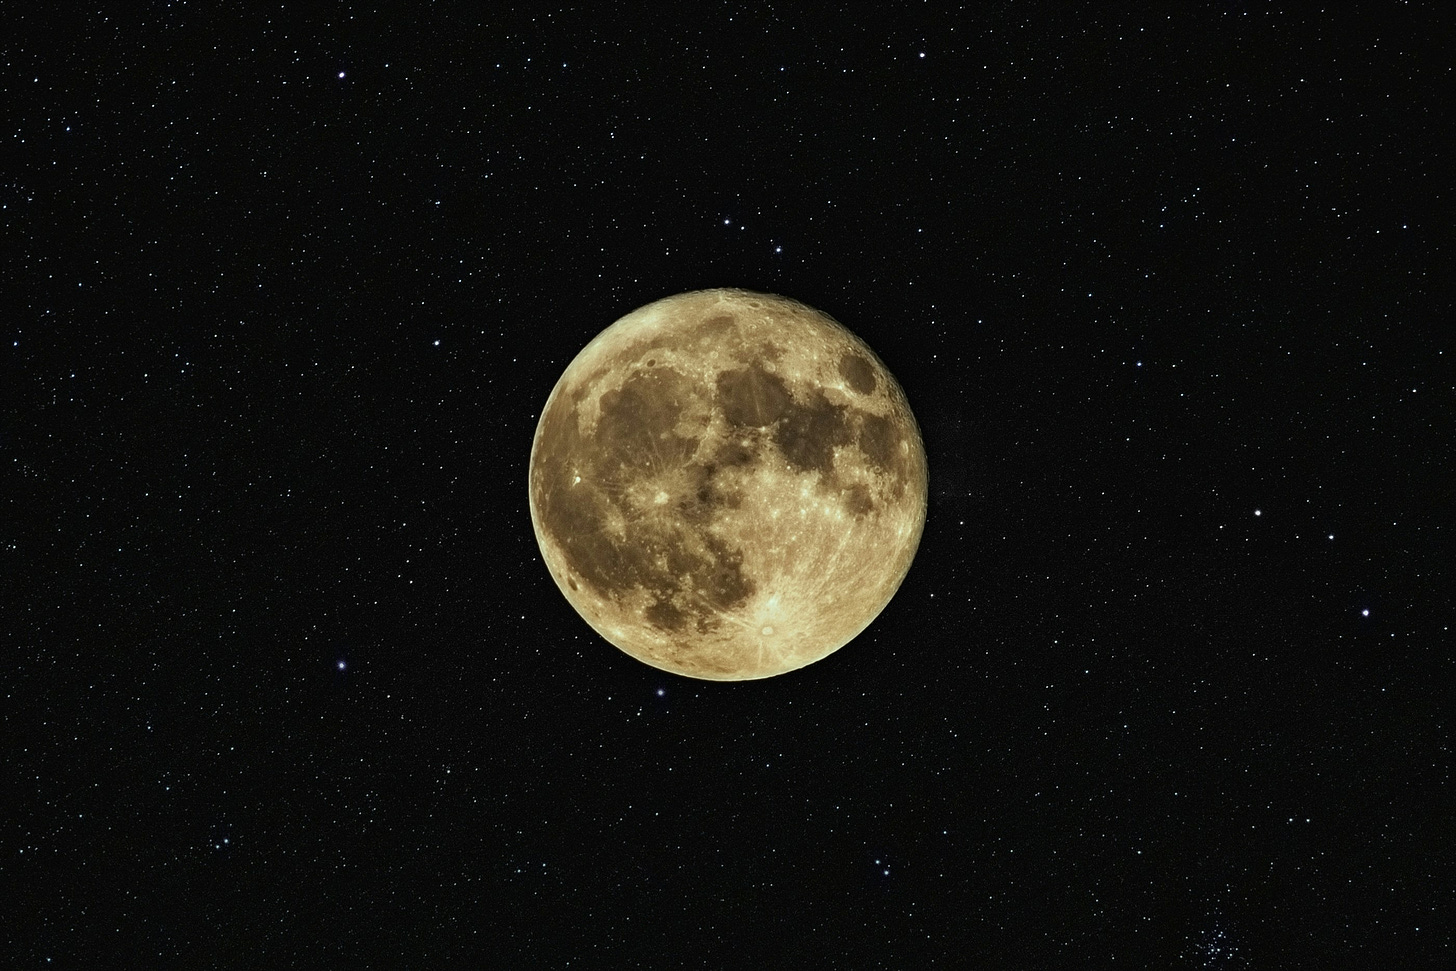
[837,352,877,394]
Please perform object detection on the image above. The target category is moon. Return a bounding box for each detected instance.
[528,289,928,680]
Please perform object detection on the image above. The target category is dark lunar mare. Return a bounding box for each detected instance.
[533,365,757,637]
[534,329,912,639]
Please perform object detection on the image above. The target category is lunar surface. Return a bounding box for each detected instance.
[528,289,928,680]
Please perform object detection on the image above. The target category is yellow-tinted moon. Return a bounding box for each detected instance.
[528,289,927,680]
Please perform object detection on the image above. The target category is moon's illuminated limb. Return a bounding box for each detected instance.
[528,289,927,681]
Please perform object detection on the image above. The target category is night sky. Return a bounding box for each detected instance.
[6,3,1451,967]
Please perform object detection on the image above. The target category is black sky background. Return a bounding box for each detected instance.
[5,2,1452,967]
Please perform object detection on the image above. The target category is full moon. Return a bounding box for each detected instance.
[528,289,927,680]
